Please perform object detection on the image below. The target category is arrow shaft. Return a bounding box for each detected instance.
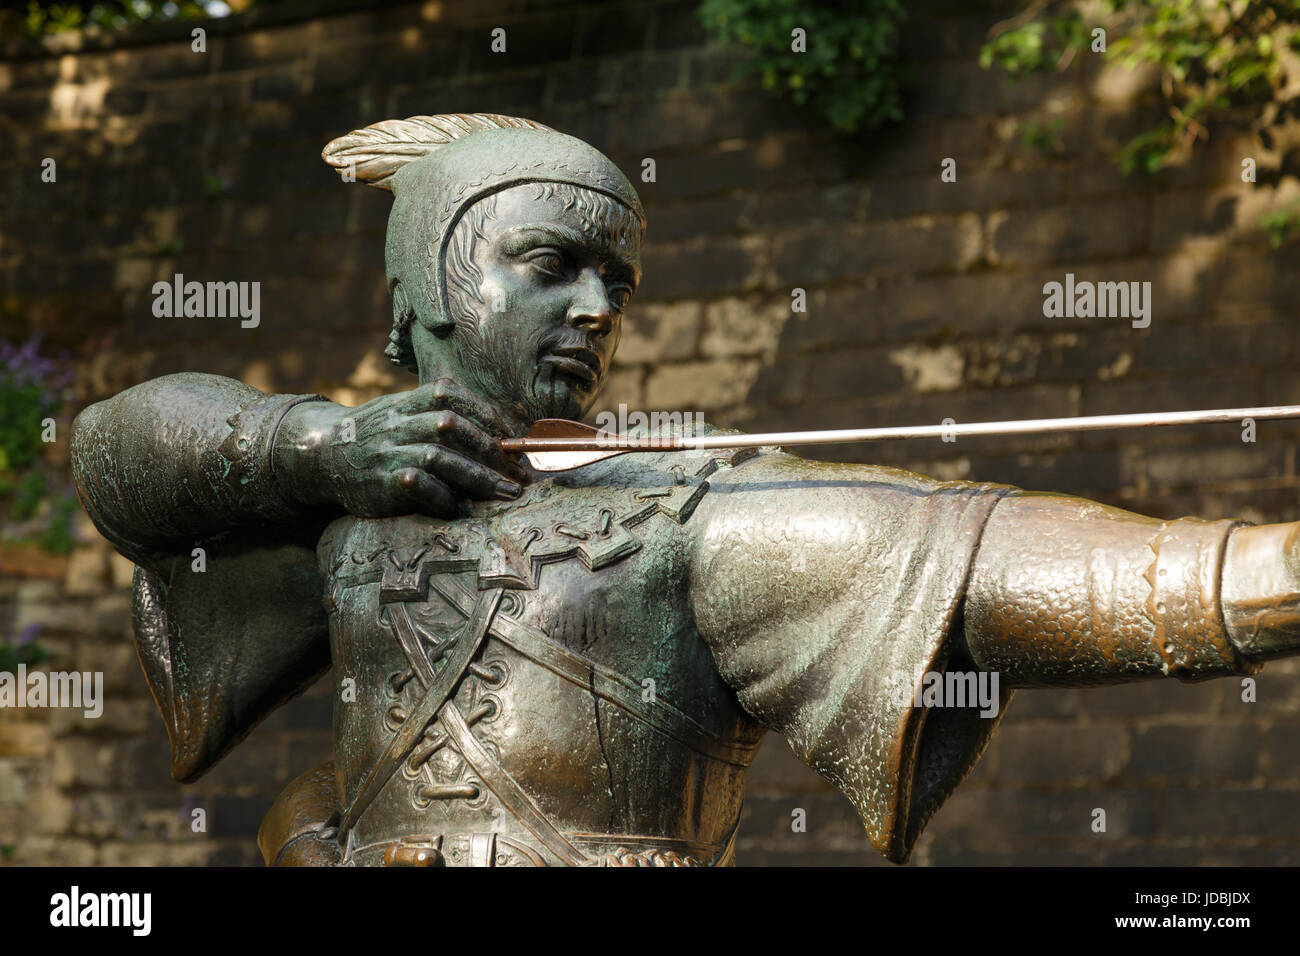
[501,405,1300,453]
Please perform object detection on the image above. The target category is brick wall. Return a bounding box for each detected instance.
[2,0,1298,866]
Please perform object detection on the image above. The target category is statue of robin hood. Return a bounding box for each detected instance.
[70,113,1300,867]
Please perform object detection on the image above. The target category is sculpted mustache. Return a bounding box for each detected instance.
[537,337,603,368]
[539,334,601,354]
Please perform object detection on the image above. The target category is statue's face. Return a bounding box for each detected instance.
[418,183,642,428]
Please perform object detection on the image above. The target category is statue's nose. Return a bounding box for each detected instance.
[566,269,615,336]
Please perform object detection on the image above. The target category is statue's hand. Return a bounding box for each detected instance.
[274,379,525,518]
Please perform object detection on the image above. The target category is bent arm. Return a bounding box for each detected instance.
[70,372,330,565]
[72,373,337,781]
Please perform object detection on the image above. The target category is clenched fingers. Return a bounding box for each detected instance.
[396,444,521,501]
[393,468,457,518]
[396,410,523,480]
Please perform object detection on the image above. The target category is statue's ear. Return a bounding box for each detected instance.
[390,279,413,326]
[384,279,445,370]
[388,276,451,351]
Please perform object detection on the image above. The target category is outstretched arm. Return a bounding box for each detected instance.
[961,492,1287,686]
[687,448,1292,861]
[688,449,1015,861]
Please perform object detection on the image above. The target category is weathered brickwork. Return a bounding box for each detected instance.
[2,0,1298,866]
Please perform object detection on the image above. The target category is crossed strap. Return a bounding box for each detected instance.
[341,568,757,866]
[338,584,591,866]
[338,586,502,835]
[429,575,760,768]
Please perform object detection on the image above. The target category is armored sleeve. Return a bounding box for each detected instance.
[962,492,1260,685]
[71,372,330,566]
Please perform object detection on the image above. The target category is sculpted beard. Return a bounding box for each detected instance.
[454,312,579,426]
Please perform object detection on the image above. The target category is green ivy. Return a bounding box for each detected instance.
[41,494,80,555]
[10,469,47,522]
[16,1,275,36]
[1018,116,1067,154]
[981,1,1300,175]
[1259,199,1300,247]
[697,0,907,135]
[980,10,1089,75]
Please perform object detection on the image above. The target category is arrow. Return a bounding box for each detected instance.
[500,405,1300,472]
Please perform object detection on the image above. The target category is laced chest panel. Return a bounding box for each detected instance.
[317,445,766,855]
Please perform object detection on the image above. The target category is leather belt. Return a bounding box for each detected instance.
[358,831,732,867]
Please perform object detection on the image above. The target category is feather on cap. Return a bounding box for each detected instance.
[320,112,555,191]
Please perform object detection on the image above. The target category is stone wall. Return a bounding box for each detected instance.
[2,0,1299,866]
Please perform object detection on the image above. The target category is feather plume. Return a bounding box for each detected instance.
[320,112,554,190]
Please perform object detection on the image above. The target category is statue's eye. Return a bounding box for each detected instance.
[527,250,566,277]
[608,286,632,312]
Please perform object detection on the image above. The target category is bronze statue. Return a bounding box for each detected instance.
[69,113,1300,866]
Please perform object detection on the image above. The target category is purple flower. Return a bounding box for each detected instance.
[0,334,74,404]
[16,622,41,647]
